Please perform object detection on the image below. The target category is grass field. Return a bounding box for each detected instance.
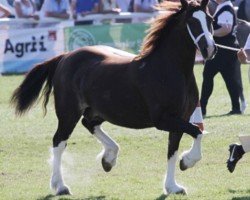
[1,65,250,200]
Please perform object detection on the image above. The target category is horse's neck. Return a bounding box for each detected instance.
[154,27,196,74]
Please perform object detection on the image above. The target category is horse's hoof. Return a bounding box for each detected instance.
[102,158,112,172]
[165,186,187,195]
[56,186,71,196]
[175,188,187,195]
[179,159,188,171]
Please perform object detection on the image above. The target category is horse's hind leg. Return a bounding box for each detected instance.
[82,111,119,172]
[164,132,187,195]
[51,101,81,195]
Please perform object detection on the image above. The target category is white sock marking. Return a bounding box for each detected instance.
[93,126,119,166]
[51,141,68,192]
[181,134,202,168]
[165,151,186,194]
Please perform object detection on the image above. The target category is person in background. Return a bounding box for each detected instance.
[0,3,12,18]
[200,0,244,116]
[116,0,131,12]
[99,0,121,14]
[227,34,250,173]
[14,0,39,20]
[41,0,70,19]
[208,0,218,15]
[237,37,250,63]
[33,0,44,11]
[71,0,99,19]
[237,0,250,22]
[133,0,159,13]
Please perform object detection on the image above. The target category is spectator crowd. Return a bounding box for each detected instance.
[0,0,165,20]
[0,0,249,22]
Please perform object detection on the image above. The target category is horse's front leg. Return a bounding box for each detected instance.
[165,132,187,195]
[180,134,202,170]
[153,112,202,195]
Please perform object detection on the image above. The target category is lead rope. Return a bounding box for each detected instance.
[215,43,240,52]
[215,43,250,84]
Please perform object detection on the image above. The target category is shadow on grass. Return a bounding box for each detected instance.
[229,189,250,194]
[205,114,242,119]
[37,194,55,200]
[228,189,250,200]
[37,195,106,200]
[155,194,167,200]
[155,193,188,200]
[205,113,250,119]
[82,197,106,200]
[231,197,250,200]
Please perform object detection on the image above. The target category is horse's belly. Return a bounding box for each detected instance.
[102,107,153,129]
[90,92,153,129]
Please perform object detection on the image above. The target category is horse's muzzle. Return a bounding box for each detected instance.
[201,43,217,61]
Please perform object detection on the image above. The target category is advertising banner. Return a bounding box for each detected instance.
[64,23,148,54]
[0,27,64,74]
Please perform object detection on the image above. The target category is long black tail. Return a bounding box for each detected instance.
[11,54,65,116]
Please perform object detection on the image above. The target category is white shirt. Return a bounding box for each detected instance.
[101,0,117,11]
[213,1,234,26]
[134,0,158,11]
[0,11,4,17]
[245,0,250,21]
[41,0,69,14]
[116,0,130,12]
[14,0,34,16]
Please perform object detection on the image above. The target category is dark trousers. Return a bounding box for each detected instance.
[200,48,243,115]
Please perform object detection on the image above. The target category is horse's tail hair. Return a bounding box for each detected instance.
[10,54,65,116]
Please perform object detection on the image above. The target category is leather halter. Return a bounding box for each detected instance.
[187,24,206,50]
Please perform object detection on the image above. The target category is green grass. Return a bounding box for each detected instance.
[1,65,250,200]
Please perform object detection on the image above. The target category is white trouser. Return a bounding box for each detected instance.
[239,135,250,152]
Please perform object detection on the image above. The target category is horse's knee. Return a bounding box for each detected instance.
[53,115,81,147]
[81,118,96,134]
[82,118,104,134]
[53,133,69,147]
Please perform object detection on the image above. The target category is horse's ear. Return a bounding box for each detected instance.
[180,0,188,10]
[201,0,209,9]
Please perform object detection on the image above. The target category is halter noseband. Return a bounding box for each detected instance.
[187,24,205,50]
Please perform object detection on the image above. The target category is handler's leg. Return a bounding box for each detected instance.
[240,135,250,153]
[221,53,241,114]
[236,60,247,113]
[200,59,218,116]
[227,135,250,172]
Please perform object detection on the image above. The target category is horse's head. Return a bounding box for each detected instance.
[180,0,217,60]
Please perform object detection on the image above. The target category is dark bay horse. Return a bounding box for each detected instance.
[11,0,216,196]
